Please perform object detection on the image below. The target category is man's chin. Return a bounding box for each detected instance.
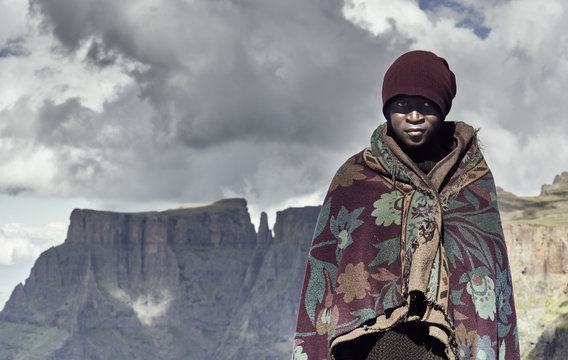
[404,137,427,148]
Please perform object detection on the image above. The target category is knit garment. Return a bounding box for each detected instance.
[364,330,445,360]
[332,323,447,360]
[292,122,520,360]
[382,50,456,120]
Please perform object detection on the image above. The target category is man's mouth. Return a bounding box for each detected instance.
[405,128,425,136]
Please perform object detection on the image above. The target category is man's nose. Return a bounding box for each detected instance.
[407,110,424,122]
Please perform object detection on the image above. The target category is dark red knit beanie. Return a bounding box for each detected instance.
[382,50,456,120]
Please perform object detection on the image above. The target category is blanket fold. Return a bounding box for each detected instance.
[293,122,519,360]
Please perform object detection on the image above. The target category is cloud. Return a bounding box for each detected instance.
[0,0,28,44]
[0,0,567,224]
[0,222,67,265]
[0,217,69,308]
[343,0,431,38]
[1,0,410,212]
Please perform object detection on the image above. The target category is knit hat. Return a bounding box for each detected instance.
[382,50,456,120]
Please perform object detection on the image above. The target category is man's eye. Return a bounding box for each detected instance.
[423,102,431,107]
[395,102,407,107]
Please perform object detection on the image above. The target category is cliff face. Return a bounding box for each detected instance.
[502,224,568,358]
[504,224,568,290]
[0,199,319,360]
[497,174,568,359]
[1,191,567,359]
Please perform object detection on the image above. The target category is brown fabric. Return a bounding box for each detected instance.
[380,122,476,193]
[379,121,476,314]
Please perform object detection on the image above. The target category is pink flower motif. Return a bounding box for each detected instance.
[336,262,371,303]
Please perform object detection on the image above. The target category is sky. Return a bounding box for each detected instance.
[1,0,567,308]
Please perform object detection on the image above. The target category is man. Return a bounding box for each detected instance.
[293,50,519,360]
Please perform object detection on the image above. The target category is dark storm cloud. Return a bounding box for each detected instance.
[25,0,411,208]
[31,0,401,148]
[35,90,337,207]
[36,98,97,146]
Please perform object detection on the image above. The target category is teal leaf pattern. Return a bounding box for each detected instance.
[498,321,512,339]
[330,206,364,250]
[452,288,465,306]
[499,340,506,360]
[426,249,441,302]
[495,266,513,325]
[313,197,331,240]
[371,191,403,227]
[304,257,337,325]
[382,280,400,310]
[349,308,376,328]
[444,235,464,269]
[292,345,308,360]
[445,187,505,273]
[369,237,399,267]
[494,243,503,268]
[463,186,480,211]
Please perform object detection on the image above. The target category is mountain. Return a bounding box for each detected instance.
[496,173,568,359]
[540,171,568,196]
[0,199,319,359]
[1,171,567,359]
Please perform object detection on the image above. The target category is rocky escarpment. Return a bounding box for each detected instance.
[502,224,568,358]
[1,181,567,359]
[540,171,568,196]
[504,224,568,290]
[0,199,320,360]
[498,170,568,360]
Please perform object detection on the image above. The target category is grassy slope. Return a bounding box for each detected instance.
[497,188,568,226]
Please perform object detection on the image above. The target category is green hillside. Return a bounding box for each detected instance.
[497,187,568,226]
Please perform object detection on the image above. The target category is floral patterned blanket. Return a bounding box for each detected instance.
[293,122,519,360]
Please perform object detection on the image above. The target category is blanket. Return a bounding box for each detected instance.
[293,122,519,360]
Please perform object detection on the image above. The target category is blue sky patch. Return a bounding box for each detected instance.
[419,0,491,39]
[0,40,30,58]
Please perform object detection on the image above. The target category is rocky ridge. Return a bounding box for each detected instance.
[0,199,319,359]
[497,173,568,359]
[540,171,568,196]
[502,224,568,359]
[0,171,567,359]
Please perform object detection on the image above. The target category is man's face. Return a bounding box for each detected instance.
[388,95,442,148]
